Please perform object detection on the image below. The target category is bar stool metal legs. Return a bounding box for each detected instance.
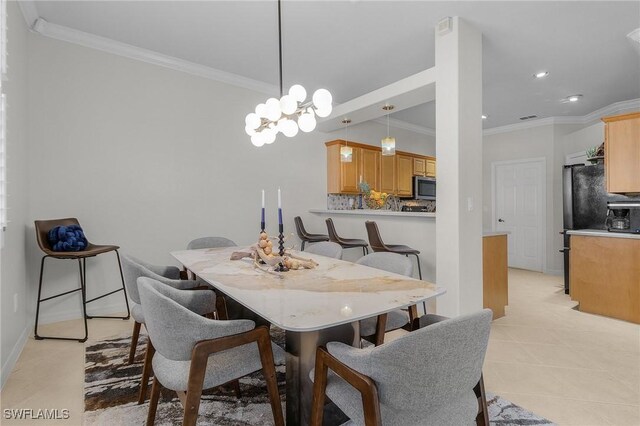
[34,250,131,343]
[34,256,89,342]
[83,251,131,320]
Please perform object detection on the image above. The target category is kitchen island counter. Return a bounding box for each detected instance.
[309,209,435,218]
[567,229,640,240]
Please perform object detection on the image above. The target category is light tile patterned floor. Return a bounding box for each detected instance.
[1,269,638,425]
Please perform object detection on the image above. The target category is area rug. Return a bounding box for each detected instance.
[84,331,555,425]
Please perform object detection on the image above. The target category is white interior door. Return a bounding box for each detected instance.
[493,159,545,272]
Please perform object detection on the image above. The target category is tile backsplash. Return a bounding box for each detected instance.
[327,194,435,212]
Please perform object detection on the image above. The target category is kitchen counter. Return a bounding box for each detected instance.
[309,209,436,218]
[567,229,640,240]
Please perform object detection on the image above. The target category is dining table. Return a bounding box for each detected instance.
[171,246,445,426]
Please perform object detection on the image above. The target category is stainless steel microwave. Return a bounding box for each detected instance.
[413,176,436,200]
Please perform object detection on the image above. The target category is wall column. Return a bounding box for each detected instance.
[435,17,483,316]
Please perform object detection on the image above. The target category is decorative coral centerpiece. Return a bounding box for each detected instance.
[359,181,388,210]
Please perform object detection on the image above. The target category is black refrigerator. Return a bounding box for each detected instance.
[561,164,640,293]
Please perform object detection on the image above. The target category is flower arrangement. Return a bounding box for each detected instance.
[359,181,388,209]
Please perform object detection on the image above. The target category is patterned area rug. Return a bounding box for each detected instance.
[84,331,555,425]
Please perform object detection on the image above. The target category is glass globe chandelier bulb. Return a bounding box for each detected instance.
[298,113,317,133]
[289,84,307,103]
[255,103,267,118]
[263,128,277,144]
[265,98,282,122]
[315,104,333,118]
[251,133,265,147]
[312,89,332,110]
[281,119,299,137]
[245,113,261,130]
[245,125,258,136]
[280,95,298,115]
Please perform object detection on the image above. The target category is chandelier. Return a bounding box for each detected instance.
[244,0,332,147]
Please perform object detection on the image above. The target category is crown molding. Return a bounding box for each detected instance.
[483,98,640,136]
[372,117,436,137]
[28,17,278,96]
[17,0,39,30]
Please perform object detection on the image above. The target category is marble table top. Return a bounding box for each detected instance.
[171,247,445,332]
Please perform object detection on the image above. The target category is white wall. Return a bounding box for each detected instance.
[561,121,605,159]
[1,2,31,388]
[344,121,435,156]
[24,32,433,325]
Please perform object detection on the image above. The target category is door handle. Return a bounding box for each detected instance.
[498,218,505,223]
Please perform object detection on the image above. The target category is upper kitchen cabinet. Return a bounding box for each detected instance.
[604,112,640,194]
[426,158,436,178]
[413,157,426,176]
[361,147,380,192]
[326,140,361,194]
[396,154,414,197]
[380,154,396,194]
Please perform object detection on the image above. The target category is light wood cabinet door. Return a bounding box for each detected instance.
[361,148,380,192]
[380,154,396,194]
[483,235,508,319]
[413,158,426,176]
[604,113,640,193]
[426,159,436,177]
[396,154,414,197]
[340,147,361,193]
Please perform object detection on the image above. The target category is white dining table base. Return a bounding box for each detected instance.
[285,322,360,426]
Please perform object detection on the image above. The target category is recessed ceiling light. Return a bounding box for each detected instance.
[534,71,549,79]
[481,115,488,120]
[567,94,583,102]
[627,28,640,44]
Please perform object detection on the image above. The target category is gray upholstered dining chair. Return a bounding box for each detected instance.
[121,254,216,404]
[184,236,269,328]
[355,253,414,345]
[138,277,285,426]
[304,241,343,259]
[186,236,237,250]
[310,309,493,426]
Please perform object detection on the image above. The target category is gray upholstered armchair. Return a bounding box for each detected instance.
[138,277,284,426]
[310,309,493,426]
[355,252,414,345]
[121,254,215,404]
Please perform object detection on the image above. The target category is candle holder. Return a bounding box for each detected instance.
[274,224,289,272]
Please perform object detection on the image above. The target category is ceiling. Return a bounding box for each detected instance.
[32,1,640,130]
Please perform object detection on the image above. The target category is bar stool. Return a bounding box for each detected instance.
[325,218,369,256]
[294,216,329,251]
[365,220,422,280]
[34,218,130,342]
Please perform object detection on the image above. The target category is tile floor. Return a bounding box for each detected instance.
[1,269,638,425]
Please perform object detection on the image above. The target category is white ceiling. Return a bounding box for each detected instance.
[32,1,640,129]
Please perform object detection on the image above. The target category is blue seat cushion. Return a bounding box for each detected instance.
[47,225,89,252]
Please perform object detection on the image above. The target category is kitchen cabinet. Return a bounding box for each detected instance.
[380,154,396,194]
[603,112,640,193]
[413,158,426,176]
[426,159,436,178]
[325,140,435,196]
[361,148,380,192]
[570,235,639,324]
[396,154,414,197]
[483,234,508,319]
[326,141,361,194]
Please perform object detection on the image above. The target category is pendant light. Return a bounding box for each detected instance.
[340,119,353,163]
[381,104,396,156]
[245,0,333,147]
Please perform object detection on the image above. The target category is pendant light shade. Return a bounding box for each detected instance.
[381,104,396,156]
[340,118,352,163]
[244,1,332,146]
[381,136,396,156]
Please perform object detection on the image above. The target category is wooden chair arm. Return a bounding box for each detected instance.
[311,346,381,426]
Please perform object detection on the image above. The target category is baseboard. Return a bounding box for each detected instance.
[37,301,127,325]
[0,323,30,390]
